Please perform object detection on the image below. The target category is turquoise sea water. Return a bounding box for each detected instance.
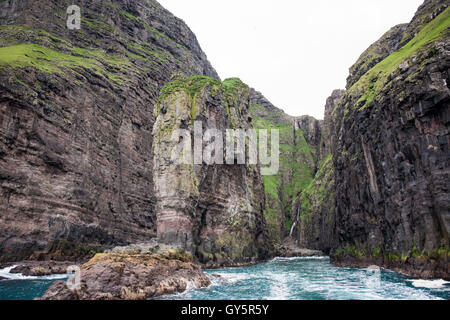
[0,265,68,300]
[1,257,449,300]
[166,257,450,300]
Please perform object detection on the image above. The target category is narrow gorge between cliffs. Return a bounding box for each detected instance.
[0,0,449,301]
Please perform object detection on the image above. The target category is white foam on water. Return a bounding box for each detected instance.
[210,272,253,285]
[408,279,450,289]
[271,256,328,263]
[0,265,67,281]
[159,280,199,299]
[264,271,291,300]
[0,265,18,275]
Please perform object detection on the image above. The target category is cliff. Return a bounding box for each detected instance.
[252,1,449,276]
[153,77,271,266]
[0,0,448,281]
[295,90,343,253]
[0,0,270,265]
[330,0,450,279]
[249,89,337,252]
[250,90,310,244]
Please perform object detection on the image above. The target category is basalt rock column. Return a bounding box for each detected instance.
[153,77,271,265]
[331,1,450,279]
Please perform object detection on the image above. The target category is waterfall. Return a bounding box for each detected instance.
[289,205,300,238]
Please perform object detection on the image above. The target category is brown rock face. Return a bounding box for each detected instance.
[8,261,72,276]
[40,251,210,300]
[0,0,220,261]
[152,77,271,266]
[330,1,450,279]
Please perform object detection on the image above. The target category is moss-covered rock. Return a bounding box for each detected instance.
[153,76,271,265]
[249,89,329,246]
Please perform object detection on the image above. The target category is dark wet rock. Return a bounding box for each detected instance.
[296,116,322,149]
[8,261,74,276]
[332,254,449,281]
[330,0,450,279]
[275,239,324,257]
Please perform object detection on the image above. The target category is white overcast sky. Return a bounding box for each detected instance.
[158,0,423,119]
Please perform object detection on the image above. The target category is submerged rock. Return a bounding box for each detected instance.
[40,250,210,300]
[275,239,324,258]
[8,261,74,276]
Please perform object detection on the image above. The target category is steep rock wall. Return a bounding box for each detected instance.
[250,89,337,250]
[331,1,449,279]
[153,77,271,266]
[0,0,220,261]
[250,90,316,244]
[296,90,343,253]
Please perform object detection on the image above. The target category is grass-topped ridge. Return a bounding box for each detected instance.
[222,77,248,97]
[350,6,450,109]
[157,76,222,124]
[158,76,222,102]
[0,43,132,85]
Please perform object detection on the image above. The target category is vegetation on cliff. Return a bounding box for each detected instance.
[350,6,450,109]
[249,93,327,245]
[331,0,449,279]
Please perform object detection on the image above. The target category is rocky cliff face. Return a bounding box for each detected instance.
[0,0,270,264]
[153,77,271,266]
[252,0,449,277]
[330,0,449,279]
[295,90,343,253]
[1,0,448,281]
[249,89,337,251]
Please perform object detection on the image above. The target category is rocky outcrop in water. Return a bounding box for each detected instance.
[40,249,210,300]
[6,261,72,276]
[330,0,450,279]
[275,238,324,258]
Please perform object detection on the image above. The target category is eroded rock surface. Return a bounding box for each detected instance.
[40,250,210,300]
[153,77,271,266]
[330,1,450,279]
[7,261,73,276]
[0,0,220,261]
